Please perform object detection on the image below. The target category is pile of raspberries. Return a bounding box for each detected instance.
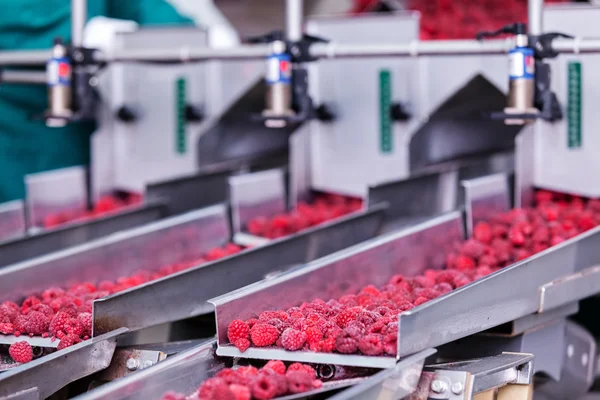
[0,243,244,364]
[227,191,600,356]
[42,193,143,229]
[246,194,363,239]
[161,360,322,400]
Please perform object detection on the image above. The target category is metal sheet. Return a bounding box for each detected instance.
[93,204,386,336]
[539,265,600,313]
[0,201,26,243]
[396,224,600,357]
[0,201,165,268]
[25,166,87,229]
[328,349,436,400]
[0,328,127,400]
[514,124,535,208]
[229,169,286,234]
[210,212,463,367]
[0,205,228,304]
[462,173,510,237]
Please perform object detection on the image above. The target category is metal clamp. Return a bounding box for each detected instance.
[425,352,534,400]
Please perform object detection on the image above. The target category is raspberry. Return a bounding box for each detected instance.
[198,377,235,400]
[287,363,317,379]
[160,392,186,400]
[434,282,453,294]
[454,255,476,271]
[344,321,366,339]
[264,360,286,375]
[237,365,259,379]
[25,303,54,318]
[216,369,246,385]
[461,239,485,258]
[229,384,251,400]
[13,315,28,333]
[286,371,314,394]
[251,374,278,400]
[508,227,525,246]
[266,318,289,334]
[21,296,41,313]
[9,341,33,363]
[358,311,381,326]
[319,337,336,353]
[281,328,307,351]
[2,301,19,313]
[78,313,92,337]
[250,323,279,347]
[473,222,493,244]
[57,334,82,350]
[260,369,287,396]
[335,333,358,354]
[23,311,50,335]
[384,332,398,355]
[551,235,566,246]
[358,334,384,356]
[0,304,18,323]
[63,318,84,336]
[49,311,71,335]
[0,322,14,334]
[413,288,440,300]
[234,338,251,353]
[227,319,250,343]
[334,310,357,328]
[247,217,268,235]
[413,297,429,306]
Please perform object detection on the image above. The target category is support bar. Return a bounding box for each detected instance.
[71,0,87,48]
[286,0,303,42]
[528,0,543,36]
[1,70,47,84]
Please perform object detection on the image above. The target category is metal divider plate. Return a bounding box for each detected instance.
[0,200,26,243]
[461,173,510,237]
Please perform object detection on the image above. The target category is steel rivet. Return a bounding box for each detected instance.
[431,380,447,394]
[126,358,139,371]
[582,353,589,366]
[451,382,464,395]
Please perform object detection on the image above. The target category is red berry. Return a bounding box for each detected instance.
[23,311,50,335]
[473,222,493,244]
[251,374,278,400]
[227,319,250,343]
[454,255,476,271]
[49,311,71,335]
[78,313,92,337]
[319,337,336,353]
[9,341,33,363]
[413,297,429,306]
[461,239,485,259]
[358,334,384,356]
[384,333,398,356]
[281,328,307,351]
[230,384,251,400]
[21,296,41,314]
[264,360,286,375]
[285,371,315,394]
[57,334,82,350]
[0,322,14,334]
[63,318,84,336]
[508,227,525,246]
[160,392,186,400]
[234,338,251,353]
[335,333,358,354]
[250,323,279,347]
[344,321,366,339]
[198,377,235,400]
[334,310,358,328]
[287,363,317,379]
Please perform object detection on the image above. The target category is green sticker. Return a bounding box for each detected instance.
[567,62,582,149]
[176,77,187,154]
[379,70,392,153]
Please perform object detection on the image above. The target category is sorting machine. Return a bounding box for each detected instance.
[1,0,600,399]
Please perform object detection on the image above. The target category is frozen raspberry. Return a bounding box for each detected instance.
[252,373,278,400]
[473,222,493,244]
[435,270,459,285]
[49,311,71,335]
[2,301,19,313]
[9,341,33,363]
[334,310,358,328]
[433,282,453,294]
[250,323,279,347]
[198,377,235,400]
[229,384,251,400]
[216,369,247,385]
[234,338,250,353]
[287,363,317,379]
[358,334,384,356]
[454,255,476,271]
[319,337,336,353]
[63,318,84,336]
[57,334,83,350]
[281,328,307,351]
[159,392,186,400]
[286,371,314,394]
[344,321,366,339]
[260,369,287,396]
[413,288,440,300]
[384,333,398,356]
[0,322,14,334]
[23,311,50,335]
[0,304,18,323]
[508,227,525,246]
[21,296,41,314]
[266,318,289,334]
[227,319,250,343]
[25,303,54,318]
[264,360,286,375]
[78,313,92,337]
[335,333,358,354]
[461,239,485,259]
[413,297,429,306]
[13,315,28,333]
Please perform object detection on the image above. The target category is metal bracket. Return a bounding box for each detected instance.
[96,348,167,381]
[461,173,510,237]
[425,352,534,400]
[539,265,600,313]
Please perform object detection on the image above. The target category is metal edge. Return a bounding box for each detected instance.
[461,173,510,237]
[92,204,387,336]
[0,328,128,399]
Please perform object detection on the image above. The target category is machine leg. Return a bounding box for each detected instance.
[496,383,533,400]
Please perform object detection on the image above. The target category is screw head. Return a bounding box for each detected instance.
[126,358,139,371]
[451,382,464,395]
[431,380,447,394]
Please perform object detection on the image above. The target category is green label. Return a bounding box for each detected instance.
[567,62,582,149]
[176,78,187,154]
[379,70,392,153]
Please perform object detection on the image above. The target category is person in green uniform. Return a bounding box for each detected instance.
[0,1,194,203]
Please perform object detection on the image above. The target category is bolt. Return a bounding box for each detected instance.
[451,382,464,395]
[431,380,447,394]
[126,358,140,371]
[89,76,99,87]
